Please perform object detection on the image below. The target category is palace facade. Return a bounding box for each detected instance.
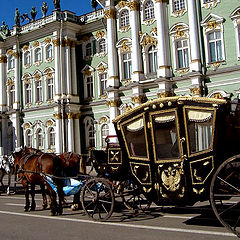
[0,0,240,155]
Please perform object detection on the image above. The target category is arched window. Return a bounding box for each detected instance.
[35,48,41,62]
[101,124,109,148]
[48,127,55,148]
[9,85,15,108]
[148,45,158,74]
[145,1,155,20]
[24,51,31,65]
[46,45,53,59]
[26,129,32,147]
[120,10,130,28]
[85,118,95,148]
[86,43,92,57]
[173,0,185,12]
[36,80,43,102]
[36,129,43,149]
[47,78,54,100]
[99,39,106,54]
[9,55,15,69]
[25,83,32,104]
[99,72,107,95]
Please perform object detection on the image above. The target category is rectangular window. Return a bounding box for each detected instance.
[100,73,107,95]
[47,78,54,100]
[209,31,223,62]
[123,53,132,79]
[173,0,185,12]
[36,81,42,102]
[86,76,94,98]
[176,39,189,69]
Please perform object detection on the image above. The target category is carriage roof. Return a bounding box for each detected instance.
[113,96,227,124]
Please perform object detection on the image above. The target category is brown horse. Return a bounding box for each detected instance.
[58,152,86,210]
[12,147,65,215]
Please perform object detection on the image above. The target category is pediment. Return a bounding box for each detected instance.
[201,13,225,25]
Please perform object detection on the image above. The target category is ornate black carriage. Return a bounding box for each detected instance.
[85,96,240,237]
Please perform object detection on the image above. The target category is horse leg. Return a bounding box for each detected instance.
[7,173,11,195]
[30,184,36,211]
[22,181,30,212]
[40,183,47,210]
[49,189,58,216]
[71,192,80,210]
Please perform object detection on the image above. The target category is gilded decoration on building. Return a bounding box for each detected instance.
[0,55,7,63]
[128,1,139,11]
[53,113,62,119]
[52,38,60,46]
[132,95,144,104]
[157,91,173,98]
[33,41,40,47]
[24,76,30,84]
[190,87,202,96]
[7,78,14,86]
[120,40,131,53]
[104,9,115,19]
[202,0,220,10]
[97,64,107,73]
[100,116,108,124]
[106,100,119,107]
[205,20,220,31]
[95,30,105,40]
[141,34,157,48]
[117,0,127,10]
[44,38,51,44]
[34,74,41,81]
[64,38,72,47]
[82,35,90,42]
[23,45,29,51]
[67,112,75,119]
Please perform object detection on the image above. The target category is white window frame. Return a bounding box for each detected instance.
[117,8,130,32]
[36,128,44,149]
[84,117,96,149]
[24,51,31,67]
[170,0,187,17]
[46,77,54,101]
[25,82,32,105]
[45,44,53,61]
[97,38,107,56]
[144,0,155,21]
[48,127,55,149]
[35,79,43,103]
[175,39,190,69]
[34,47,42,64]
[25,129,32,147]
[100,123,109,148]
[201,14,225,66]
[82,65,95,100]
[8,55,15,70]
[8,84,15,109]
[147,45,158,74]
[231,7,240,60]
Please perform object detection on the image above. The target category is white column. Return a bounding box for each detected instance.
[105,1,118,87]
[71,41,78,97]
[155,0,171,78]
[53,38,61,98]
[129,1,142,82]
[1,116,7,154]
[74,114,81,154]
[65,39,72,97]
[67,113,74,152]
[0,49,6,112]
[188,0,201,72]
[13,47,20,110]
[55,113,63,154]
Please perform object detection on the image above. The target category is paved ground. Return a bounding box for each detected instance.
[0,176,238,240]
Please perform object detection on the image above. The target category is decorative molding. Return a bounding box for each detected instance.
[190,87,202,96]
[106,100,119,107]
[44,38,51,44]
[23,45,29,51]
[132,95,144,104]
[157,91,173,98]
[0,55,7,63]
[202,0,220,10]
[95,30,105,40]
[33,41,40,47]
[128,1,139,11]
[104,9,115,19]
[120,40,131,53]
[53,113,62,119]
[141,33,157,48]
[52,39,60,46]
[117,0,127,10]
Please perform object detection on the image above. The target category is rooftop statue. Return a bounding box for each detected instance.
[14,8,20,27]
[41,2,48,18]
[91,0,98,10]
[30,7,37,21]
[20,13,31,23]
[53,0,61,11]
[0,21,10,37]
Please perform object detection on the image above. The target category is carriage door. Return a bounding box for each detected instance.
[183,106,216,195]
[149,109,186,200]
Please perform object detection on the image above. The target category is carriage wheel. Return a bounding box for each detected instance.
[120,180,152,212]
[210,154,240,237]
[81,178,114,221]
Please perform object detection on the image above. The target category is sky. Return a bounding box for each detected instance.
[0,0,97,30]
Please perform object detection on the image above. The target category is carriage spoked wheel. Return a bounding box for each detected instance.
[81,177,114,221]
[210,154,240,237]
[120,180,152,212]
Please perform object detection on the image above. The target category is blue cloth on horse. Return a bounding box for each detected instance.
[63,178,84,196]
[45,176,84,196]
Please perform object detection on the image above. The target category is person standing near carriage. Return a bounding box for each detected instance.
[53,0,61,11]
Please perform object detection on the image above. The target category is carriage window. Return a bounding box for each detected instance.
[186,109,214,154]
[152,112,180,160]
[122,117,148,158]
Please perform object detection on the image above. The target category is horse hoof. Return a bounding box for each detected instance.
[49,211,56,216]
[71,204,79,211]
